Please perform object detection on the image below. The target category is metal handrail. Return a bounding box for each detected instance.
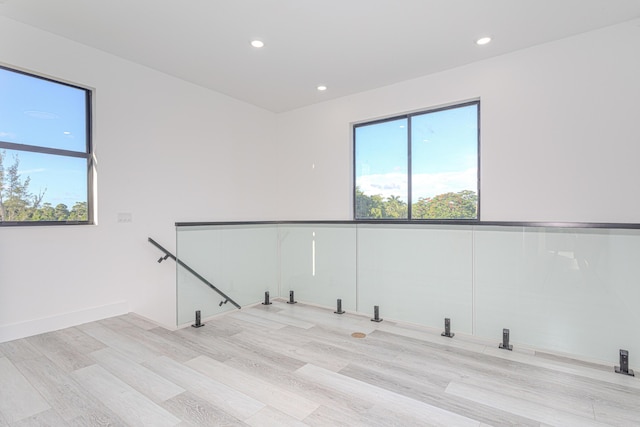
[148,237,241,310]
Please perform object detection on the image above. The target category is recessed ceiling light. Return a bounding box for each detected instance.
[476,36,492,45]
[251,40,264,48]
[317,85,327,91]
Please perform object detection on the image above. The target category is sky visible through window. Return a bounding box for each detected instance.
[356,104,477,203]
[0,67,88,209]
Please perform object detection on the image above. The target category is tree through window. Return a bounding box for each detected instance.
[0,65,92,225]
[354,101,479,220]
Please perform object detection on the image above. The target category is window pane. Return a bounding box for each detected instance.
[355,118,408,219]
[0,67,87,152]
[0,148,88,222]
[411,104,478,219]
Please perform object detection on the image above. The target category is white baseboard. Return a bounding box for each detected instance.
[0,301,130,343]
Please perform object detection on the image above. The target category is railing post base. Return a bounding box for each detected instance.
[441,318,454,338]
[262,291,272,305]
[615,349,635,376]
[499,328,513,351]
[371,305,383,322]
[287,290,297,304]
[192,310,204,328]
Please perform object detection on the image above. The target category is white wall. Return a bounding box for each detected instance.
[2,16,640,342]
[276,19,640,223]
[0,17,278,341]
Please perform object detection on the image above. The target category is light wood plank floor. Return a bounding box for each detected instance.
[1,300,639,426]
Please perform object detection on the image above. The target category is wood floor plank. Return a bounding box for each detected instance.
[210,328,379,416]
[266,328,397,377]
[244,406,309,427]
[25,329,96,373]
[8,409,69,427]
[227,311,290,330]
[8,408,69,427]
[445,381,608,427]
[143,355,265,420]
[592,399,640,426]
[174,317,245,338]
[53,327,107,354]
[205,333,307,373]
[3,302,640,426]
[71,364,181,427]
[26,330,72,355]
[90,348,185,403]
[302,404,382,427]
[15,355,125,424]
[78,323,160,364]
[302,326,403,362]
[97,317,200,363]
[242,306,316,329]
[149,326,233,363]
[296,363,480,426]
[375,320,484,348]
[186,355,319,420]
[66,412,129,427]
[481,346,640,391]
[160,391,246,426]
[0,339,43,363]
[0,357,50,424]
[233,329,350,372]
[386,333,635,411]
[274,303,379,335]
[376,335,599,413]
[119,313,160,331]
[340,362,539,426]
[220,352,375,415]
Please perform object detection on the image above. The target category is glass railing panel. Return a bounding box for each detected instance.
[172,220,640,364]
[279,224,357,311]
[357,224,474,333]
[474,226,640,362]
[176,224,278,326]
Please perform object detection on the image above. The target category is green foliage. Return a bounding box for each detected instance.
[356,188,408,219]
[0,150,88,222]
[412,190,477,219]
[356,186,477,220]
[68,202,88,221]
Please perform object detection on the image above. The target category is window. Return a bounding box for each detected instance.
[354,101,479,220]
[0,65,93,225]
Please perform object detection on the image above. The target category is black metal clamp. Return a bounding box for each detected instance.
[262,291,272,305]
[287,290,297,304]
[371,305,383,322]
[499,328,513,351]
[148,237,241,310]
[441,318,454,338]
[192,310,204,328]
[615,349,635,376]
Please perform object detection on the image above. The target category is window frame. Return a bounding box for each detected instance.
[353,100,480,222]
[0,64,94,226]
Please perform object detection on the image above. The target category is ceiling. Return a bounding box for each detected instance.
[2,0,640,113]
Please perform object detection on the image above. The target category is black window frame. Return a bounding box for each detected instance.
[0,64,94,226]
[353,100,480,222]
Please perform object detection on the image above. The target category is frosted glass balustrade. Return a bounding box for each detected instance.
[176,225,278,326]
[474,226,640,362]
[279,224,357,311]
[357,224,474,333]
[175,222,640,365]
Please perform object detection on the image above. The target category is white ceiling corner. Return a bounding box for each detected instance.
[2,0,640,112]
